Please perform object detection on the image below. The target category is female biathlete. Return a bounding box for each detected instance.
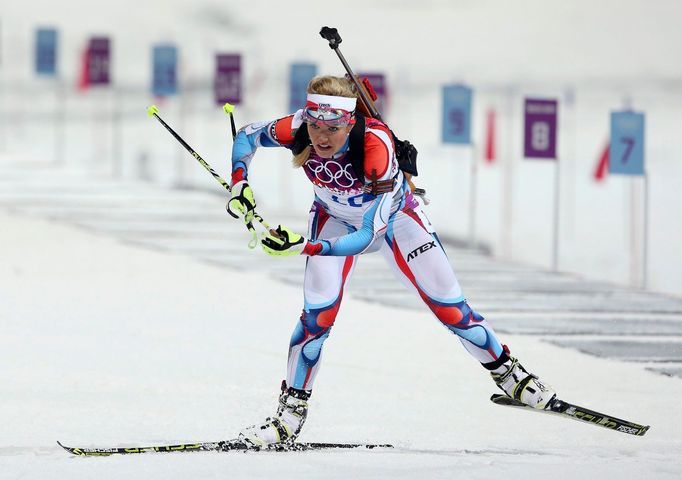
[227,75,556,446]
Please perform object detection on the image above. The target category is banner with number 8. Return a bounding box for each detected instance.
[524,98,558,159]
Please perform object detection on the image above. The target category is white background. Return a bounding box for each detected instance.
[1,0,681,296]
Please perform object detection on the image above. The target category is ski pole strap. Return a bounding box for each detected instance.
[236,212,271,250]
[247,212,273,249]
[245,220,258,249]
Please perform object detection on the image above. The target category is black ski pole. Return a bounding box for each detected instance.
[147,105,230,190]
[146,104,270,248]
[220,103,280,240]
[223,102,238,139]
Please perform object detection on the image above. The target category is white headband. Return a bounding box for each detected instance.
[306,93,357,112]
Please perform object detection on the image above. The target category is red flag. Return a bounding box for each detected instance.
[593,141,609,182]
[484,109,496,163]
[77,46,90,92]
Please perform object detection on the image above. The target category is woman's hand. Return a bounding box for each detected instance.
[261,226,307,256]
[227,180,256,222]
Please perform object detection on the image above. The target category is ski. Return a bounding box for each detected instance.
[490,394,650,436]
[57,439,393,456]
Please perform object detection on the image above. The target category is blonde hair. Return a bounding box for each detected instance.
[292,76,359,168]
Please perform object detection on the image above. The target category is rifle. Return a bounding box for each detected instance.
[319,26,426,199]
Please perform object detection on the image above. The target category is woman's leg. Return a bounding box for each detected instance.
[380,207,555,408]
[286,205,358,391]
[380,208,505,365]
[240,206,357,446]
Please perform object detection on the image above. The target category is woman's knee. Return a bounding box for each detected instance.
[433,300,483,327]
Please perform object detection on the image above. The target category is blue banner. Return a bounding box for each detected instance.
[35,28,58,76]
[442,85,472,144]
[610,111,645,175]
[152,45,178,96]
[289,63,317,112]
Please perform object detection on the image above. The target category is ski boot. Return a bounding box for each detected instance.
[491,356,556,409]
[239,381,310,447]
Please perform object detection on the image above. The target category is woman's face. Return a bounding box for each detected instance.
[307,122,353,158]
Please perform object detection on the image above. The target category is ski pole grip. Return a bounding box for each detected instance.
[320,27,342,49]
[147,105,159,117]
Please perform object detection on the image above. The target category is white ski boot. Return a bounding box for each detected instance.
[239,382,310,447]
[491,357,556,409]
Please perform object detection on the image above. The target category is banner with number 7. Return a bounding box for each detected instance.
[610,111,645,175]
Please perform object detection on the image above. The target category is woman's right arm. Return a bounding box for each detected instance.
[230,112,302,185]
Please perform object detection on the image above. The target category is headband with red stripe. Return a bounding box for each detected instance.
[303,93,357,126]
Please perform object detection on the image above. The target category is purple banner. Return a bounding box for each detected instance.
[523,98,558,159]
[88,37,110,85]
[358,72,386,114]
[214,54,241,105]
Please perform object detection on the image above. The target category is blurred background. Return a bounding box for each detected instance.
[2,0,681,297]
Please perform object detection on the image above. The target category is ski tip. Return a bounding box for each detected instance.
[365,444,394,449]
[57,441,78,455]
[291,442,394,451]
[57,441,102,456]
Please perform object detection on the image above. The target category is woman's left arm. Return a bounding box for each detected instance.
[303,191,392,256]
[306,123,396,256]
[262,124,397,257]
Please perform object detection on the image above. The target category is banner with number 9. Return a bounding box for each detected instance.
[442,85,473,144]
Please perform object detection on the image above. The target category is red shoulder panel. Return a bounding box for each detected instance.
[272,115,297,146]
[363,120,394,179]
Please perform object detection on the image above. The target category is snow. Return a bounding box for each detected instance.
[2,200,682,479]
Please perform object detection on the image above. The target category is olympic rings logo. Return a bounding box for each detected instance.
[305,159,358,188]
